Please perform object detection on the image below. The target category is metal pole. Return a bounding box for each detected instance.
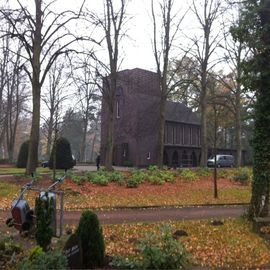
[59,191,64,237]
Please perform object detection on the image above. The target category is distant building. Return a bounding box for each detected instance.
[101,68,205,167]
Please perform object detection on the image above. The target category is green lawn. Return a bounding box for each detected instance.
[0,167,52,175]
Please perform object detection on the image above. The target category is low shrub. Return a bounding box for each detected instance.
[0,235,22,267]
[218,169,230,179]
[109,171,126,185]
[130,170,146,184]
[91,173,109,186]
[233,168,251,184]
[69,173,87,185]
[146,166,175,184]
[147,174,165,185]
[18,246,68,270]
[160,170,175,183]
[179,169,198,182]
[148,165,159,172]
[126,178,140,188]
[111,225,190,269]
[195,167,211,177]
[137,225,190,269]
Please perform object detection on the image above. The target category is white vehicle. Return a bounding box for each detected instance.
[207,155,235,168]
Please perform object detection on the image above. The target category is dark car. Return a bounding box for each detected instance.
[207,155,235,168]
[41,155,76,168]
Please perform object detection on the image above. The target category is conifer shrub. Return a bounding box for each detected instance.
[76,210,105,269]
[35,193,54,251]
[49,137,74,169]
[16,140,29,168]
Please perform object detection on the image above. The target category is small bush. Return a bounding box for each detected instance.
[148,165,158,172]
[16,140,30,168]
[91,173,109,186]
[0,235,21,264]
[76,210,105,268]
[127,170,147,188]
[109,172,126,185]
[179,169,198,182]
[195,167,211,177]
[19,246,68,270]
[147,174,165,185]
[160,170,175,183]
[112,225,190,269]
[69,173,87,185]
[219,169,230,179]
[137,224,190,269]
[233,168,251,184]
[127,178,140,188]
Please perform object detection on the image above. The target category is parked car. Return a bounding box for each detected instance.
[207,155,235,168]
[41,155,76,168]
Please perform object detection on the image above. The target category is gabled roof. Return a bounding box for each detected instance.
[165,101,200,125]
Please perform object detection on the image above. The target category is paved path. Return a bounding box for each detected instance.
[62,205,248,225]
[0,205,247,226]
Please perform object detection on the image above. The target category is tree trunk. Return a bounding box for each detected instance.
[80,118,88,163]
[200,87,208,166]
[235,88,242,167]
[105,103,114,171]
[157,96,166,168]
[45,115,53,158]
[90,132,96,162]
[26,81,41,174]
[249,0,270,218]
[26,0,42,174]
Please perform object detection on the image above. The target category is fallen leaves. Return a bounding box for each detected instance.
[103,219,270,269]
[0,176,251,210]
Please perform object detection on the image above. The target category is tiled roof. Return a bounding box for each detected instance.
[165,101,200,125]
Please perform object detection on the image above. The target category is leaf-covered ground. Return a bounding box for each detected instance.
[0,175,251,210]
[103,218,270,269]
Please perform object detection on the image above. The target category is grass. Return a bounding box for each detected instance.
[0,167,52,175]
[0,182,18,198]
[0,176,251,210]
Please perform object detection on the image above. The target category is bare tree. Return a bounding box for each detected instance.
[217,5,251,166]
[5,46,28,162]
[188,0,223,166]
[72,55,100,162]
[0,20,28,161]
[89,0,129,170]
[151,0,187,168]
[41,59,71,159]
[1,0,86,173]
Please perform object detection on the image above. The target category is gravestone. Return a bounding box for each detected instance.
[63,233,83,269]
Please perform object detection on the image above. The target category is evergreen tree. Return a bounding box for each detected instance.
[49,137,74,169]
[16,140,30,168]
[76,210,105,268]
[231,0,270,218]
